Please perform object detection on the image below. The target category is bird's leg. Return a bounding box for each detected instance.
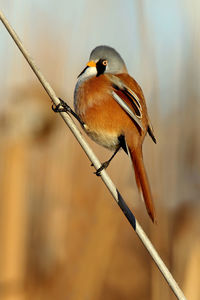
[95,145,121,176]
[52,98,85,128]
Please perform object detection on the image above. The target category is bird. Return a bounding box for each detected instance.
[55,45,156,222]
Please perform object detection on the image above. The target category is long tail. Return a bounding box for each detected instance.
[128,145,156,223]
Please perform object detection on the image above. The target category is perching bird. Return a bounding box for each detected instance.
[55,45,156,222]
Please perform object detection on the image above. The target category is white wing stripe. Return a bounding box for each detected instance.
[112,91,144,131]
[126,87,142,109]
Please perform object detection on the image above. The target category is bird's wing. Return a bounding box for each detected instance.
[112,91,144,131]
[147,120,157,144]
[107,75,144,131]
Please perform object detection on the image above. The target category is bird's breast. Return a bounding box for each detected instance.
[85,127,120,150]
[74,74,142,149]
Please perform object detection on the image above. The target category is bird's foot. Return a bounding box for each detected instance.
[52,98,71,113]
[95,161,110,176]
[52,98,85,127]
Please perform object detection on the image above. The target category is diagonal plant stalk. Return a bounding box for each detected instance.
[0,10,187,300]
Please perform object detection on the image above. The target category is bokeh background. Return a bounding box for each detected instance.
[0,1,200,299]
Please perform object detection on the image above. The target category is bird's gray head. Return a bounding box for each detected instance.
[78,45,127,79]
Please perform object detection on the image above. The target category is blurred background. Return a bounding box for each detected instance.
[0,1,200,299]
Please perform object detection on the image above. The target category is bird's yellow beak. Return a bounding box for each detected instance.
[87,60,96,67]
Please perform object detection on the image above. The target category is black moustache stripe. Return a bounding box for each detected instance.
[96,59,106,77]
[77,66,89,78]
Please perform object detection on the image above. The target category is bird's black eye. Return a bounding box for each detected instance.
[96,59,107,77]
[102,60,108,66]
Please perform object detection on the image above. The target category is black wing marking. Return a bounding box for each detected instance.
[107,74,144,132]
[147,124,157,144]
[123,87,142,118]
[112,91,144,131]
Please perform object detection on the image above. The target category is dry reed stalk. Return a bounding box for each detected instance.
[184,241,200,300]
[135,3,169,299]
[69,189,120,300]
[0,10,187,300]
[0,140,28,300]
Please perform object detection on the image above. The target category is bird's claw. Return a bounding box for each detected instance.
[52,98,71,113]
[94,161,110,176]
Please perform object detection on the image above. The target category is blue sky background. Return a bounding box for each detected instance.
[0,0,199,113]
